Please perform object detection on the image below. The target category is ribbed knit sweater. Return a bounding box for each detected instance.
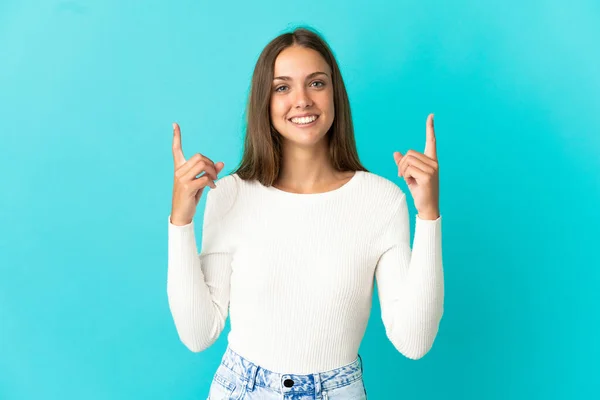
[167,170,444,374]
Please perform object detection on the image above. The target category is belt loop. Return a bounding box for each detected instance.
[246,364,258,391]
[313,373,322,399]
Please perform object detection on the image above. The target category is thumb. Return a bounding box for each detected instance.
[216,161,225,173]
[393,151,403,166]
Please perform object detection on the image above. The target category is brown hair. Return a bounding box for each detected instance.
[231,26,369,186]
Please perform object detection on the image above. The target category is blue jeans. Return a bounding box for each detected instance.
[207,346,368,399]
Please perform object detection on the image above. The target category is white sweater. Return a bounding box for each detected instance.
[167,170,444,374]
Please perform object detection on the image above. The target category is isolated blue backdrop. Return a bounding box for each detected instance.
[1,0,599,399]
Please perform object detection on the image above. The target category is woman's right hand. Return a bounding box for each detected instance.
[170,122,225,226]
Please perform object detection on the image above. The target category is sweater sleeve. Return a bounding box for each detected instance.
[374,190,444,360]
[166,177,236,352]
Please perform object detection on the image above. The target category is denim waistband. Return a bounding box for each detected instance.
[219,346,364,395]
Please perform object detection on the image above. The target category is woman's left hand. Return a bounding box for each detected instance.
[393,113,440,220]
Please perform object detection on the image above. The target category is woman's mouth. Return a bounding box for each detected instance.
[289,115,319,127]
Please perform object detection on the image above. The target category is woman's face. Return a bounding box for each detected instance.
[270,45,335,148]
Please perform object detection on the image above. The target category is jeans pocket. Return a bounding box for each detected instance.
[324,378,367,400]
[208,366,238,400]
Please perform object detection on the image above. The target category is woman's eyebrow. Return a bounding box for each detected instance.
[273,71,329,81]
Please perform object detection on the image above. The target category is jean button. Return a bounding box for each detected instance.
[283,378,294,388]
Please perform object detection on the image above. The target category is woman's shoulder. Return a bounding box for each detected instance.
[352,171,408,231]
[204,173,242,219]
[214,172,239,188]
[359,170,406,202]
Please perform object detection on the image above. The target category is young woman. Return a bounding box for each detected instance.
[167,27,444,400]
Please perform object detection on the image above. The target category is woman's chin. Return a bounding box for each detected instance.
[281,130,328,147]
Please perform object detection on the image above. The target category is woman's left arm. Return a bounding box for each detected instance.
[376,113,444,360]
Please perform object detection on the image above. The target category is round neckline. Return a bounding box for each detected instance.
[257,170,363,199]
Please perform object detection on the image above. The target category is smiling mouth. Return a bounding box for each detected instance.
[289,115,319,125]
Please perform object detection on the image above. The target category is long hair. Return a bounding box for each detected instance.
[231,27,369,186]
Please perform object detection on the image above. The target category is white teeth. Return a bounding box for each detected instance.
[290,115,318,124]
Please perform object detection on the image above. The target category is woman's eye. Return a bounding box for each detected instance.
[311,81,325,88]
[275,85,288,92]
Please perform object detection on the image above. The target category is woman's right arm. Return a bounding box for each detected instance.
[167,182,234,352]
[166,122,233,352]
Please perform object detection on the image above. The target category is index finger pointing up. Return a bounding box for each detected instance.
[172,122,186,168]
[424,113,437,160]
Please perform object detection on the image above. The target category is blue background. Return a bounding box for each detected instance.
[1,0,599,399]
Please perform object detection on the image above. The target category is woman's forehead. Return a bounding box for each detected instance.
[273,46,330,78]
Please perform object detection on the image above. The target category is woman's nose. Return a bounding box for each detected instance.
[294,88,312,108]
